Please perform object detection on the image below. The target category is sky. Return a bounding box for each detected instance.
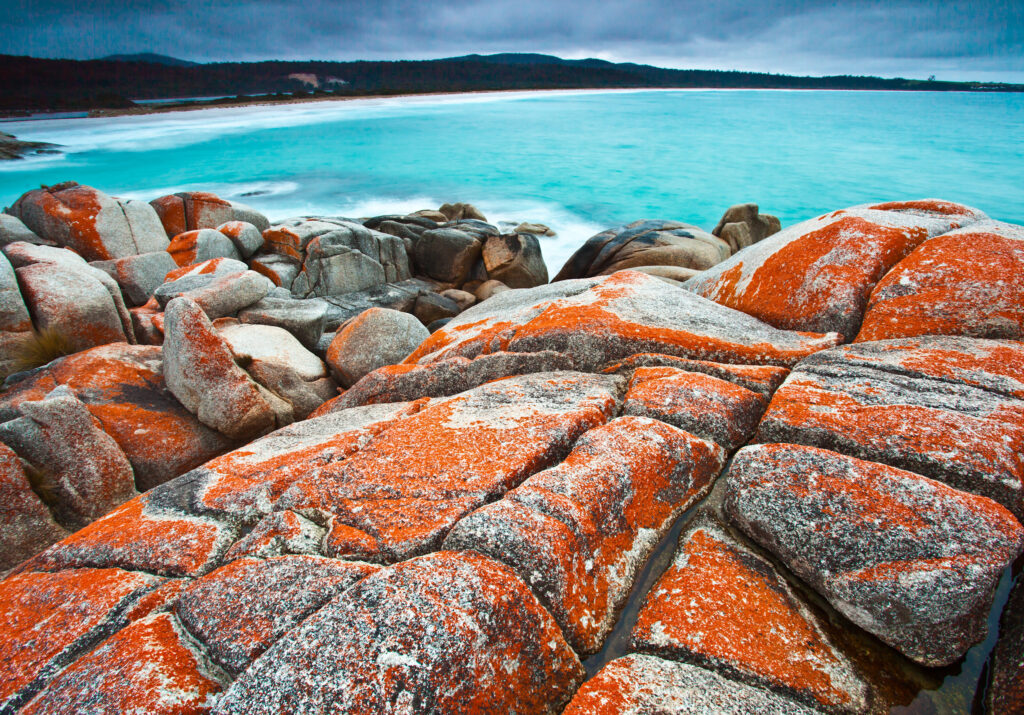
[3,0,1022,82]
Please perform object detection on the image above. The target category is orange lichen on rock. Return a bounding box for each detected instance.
[444,416,725,654]
[600,352,789,399]
[869,199,984,218]
[276,371,622,562]
[630,516,868,710]
[21,612,224,715]
[214,550,585,714]
[856,229,1024,342]
[0,567,160,711]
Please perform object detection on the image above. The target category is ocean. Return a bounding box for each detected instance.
[1,88,1022,274]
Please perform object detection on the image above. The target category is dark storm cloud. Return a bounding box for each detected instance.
[3,0,1022,81]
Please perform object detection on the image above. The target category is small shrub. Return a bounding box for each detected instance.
[10,329,75,375]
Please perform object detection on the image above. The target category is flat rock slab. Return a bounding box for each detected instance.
[562,654,819,715]
[445,416,724,655]
[213,551,585,715]
[723,443,1024,667]
[856,221,1024,343]
[407,271,841,369]
[20,612,224,715]
[622,366,767,450]
[277,371,622,562]
[601,352,789,400]
[630,514,869,711]
[757,336,1024,519]
[685,200,987,338]
[175,555,378,675]
[0,567,161,711]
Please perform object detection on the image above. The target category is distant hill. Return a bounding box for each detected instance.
[99,53,200,67]
[1,51,1021,113]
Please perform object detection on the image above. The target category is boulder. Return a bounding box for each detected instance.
[413,291,461,325]
[553,219,730,281]
[163,256,248,282]
[440,288,476,310]
[987,573,1024,714]
[856,220,1024,342]
[237,296,328,351]
[413,227,482,283]
[407,271,842,370]
[249,253,300,289]
[216,220,263,257]
[481,232,549,288]
[711,202,782,252]
[3,241,88,269]
[438,201,487,222]
[445,416,724,654]
[291,242,386,298]
[90,251,178,306]
[325,307,429,387]
[166,228,241,267]
[0,213,50,247]
[0,442,66,573]
[0,386,137,530]
[412,208,449,223]
[0,251,33,377]
[150,191,268,237]
[261,219,341,262]
[154,269,270,319]
[8,182,169,261]
[756,336,1024,520]
[622,366,768,450]
[162,297,276,441]
[723,443,1024,666]
[685,199,988,338]
[627,264,702,282]
[474,278,510,301]
[600,353,789,400]
[213,551,584,715]
[563,655,819,715]
[217,323,327,382]
[515,221,555,236]
[631,513,869,711]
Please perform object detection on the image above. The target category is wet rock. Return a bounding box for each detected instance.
[623,366,768,450]
[562,654,819,715]
[756,336,1024,519]
[514,221,556,236]
[9,182,169,261]
[0,567,161,712]
[216,220,263,258]
[20,612,225,715]
[723,443,1024,666]
[712,202,782,252]
[445,416,724,654]
[175,555,377,675]
[408,271,841,370]
[162,297,276,441]
[413,290,461,325]
[237,296,328,351]
[554,219,730,281]
[438,201,487,222]
[333,350,574,410]
[482,232,549,288]
[631,514,869,711]
[90,250,179,306]
[987,571,1024,714]
[166,228,242,268]
[0,386,138,530]
[0,213,51,247]
[856,220,1024,342]
[600,352,789,400]
[413,227,482,283]
[325,307,429,387]
[0,442,66,573]
[276,371,621,562]
[685,199,987,338]
[213,550,584,715]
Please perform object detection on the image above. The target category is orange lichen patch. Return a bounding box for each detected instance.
[261,225,303,261]
[444,416,725,654]
[869,199,978,217]
[21,612,223,715]
[624,367,767,450]
[26,184,112,260]
[213,550,585,714]
[30,496,234,577]
[124,579,188,622]
[856,232,1024,342]
[403,316,520,364]
[631,522,867,709]
[249,259,282,286]
[151,194,187,238]
[182,192,232,229]
[164,257,240,282]
[276,372,621,562]
[166,230,206,267]
[174,555,378,674]
[0,567,160,710]
[600,352,790,399]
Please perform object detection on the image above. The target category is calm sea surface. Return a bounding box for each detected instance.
[2,89,1022,272]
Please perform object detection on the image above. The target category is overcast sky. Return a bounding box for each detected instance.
[3,0,1022,82]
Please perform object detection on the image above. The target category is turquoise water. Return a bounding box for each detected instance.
[2,89,1022,271]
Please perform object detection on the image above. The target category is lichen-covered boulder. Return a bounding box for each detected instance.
[213,551,585,715]
[856,220,1024,342]
[150,191,268,238]
[444,416,724,654]
[987,573,1024,714]
[237,295,327,350]
[162,297,276,441]
[630,514,869,711]
[91,250,179,306]
[0,250,32,377]
[0,213,50,247]
[163,256,248,282]
[757,336,1024,520]
[166,228,242,267]
[407,271,842,369]
[685,199,988,338]
[600,352,789,400]
[216,220,263,258]
[0,442,66,573]
[723,443,1024,667]
[325,307,429,387]
[562,654,819,715]
[622,366,767,450]
[553,219,731,281]
[155,269,271,319]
